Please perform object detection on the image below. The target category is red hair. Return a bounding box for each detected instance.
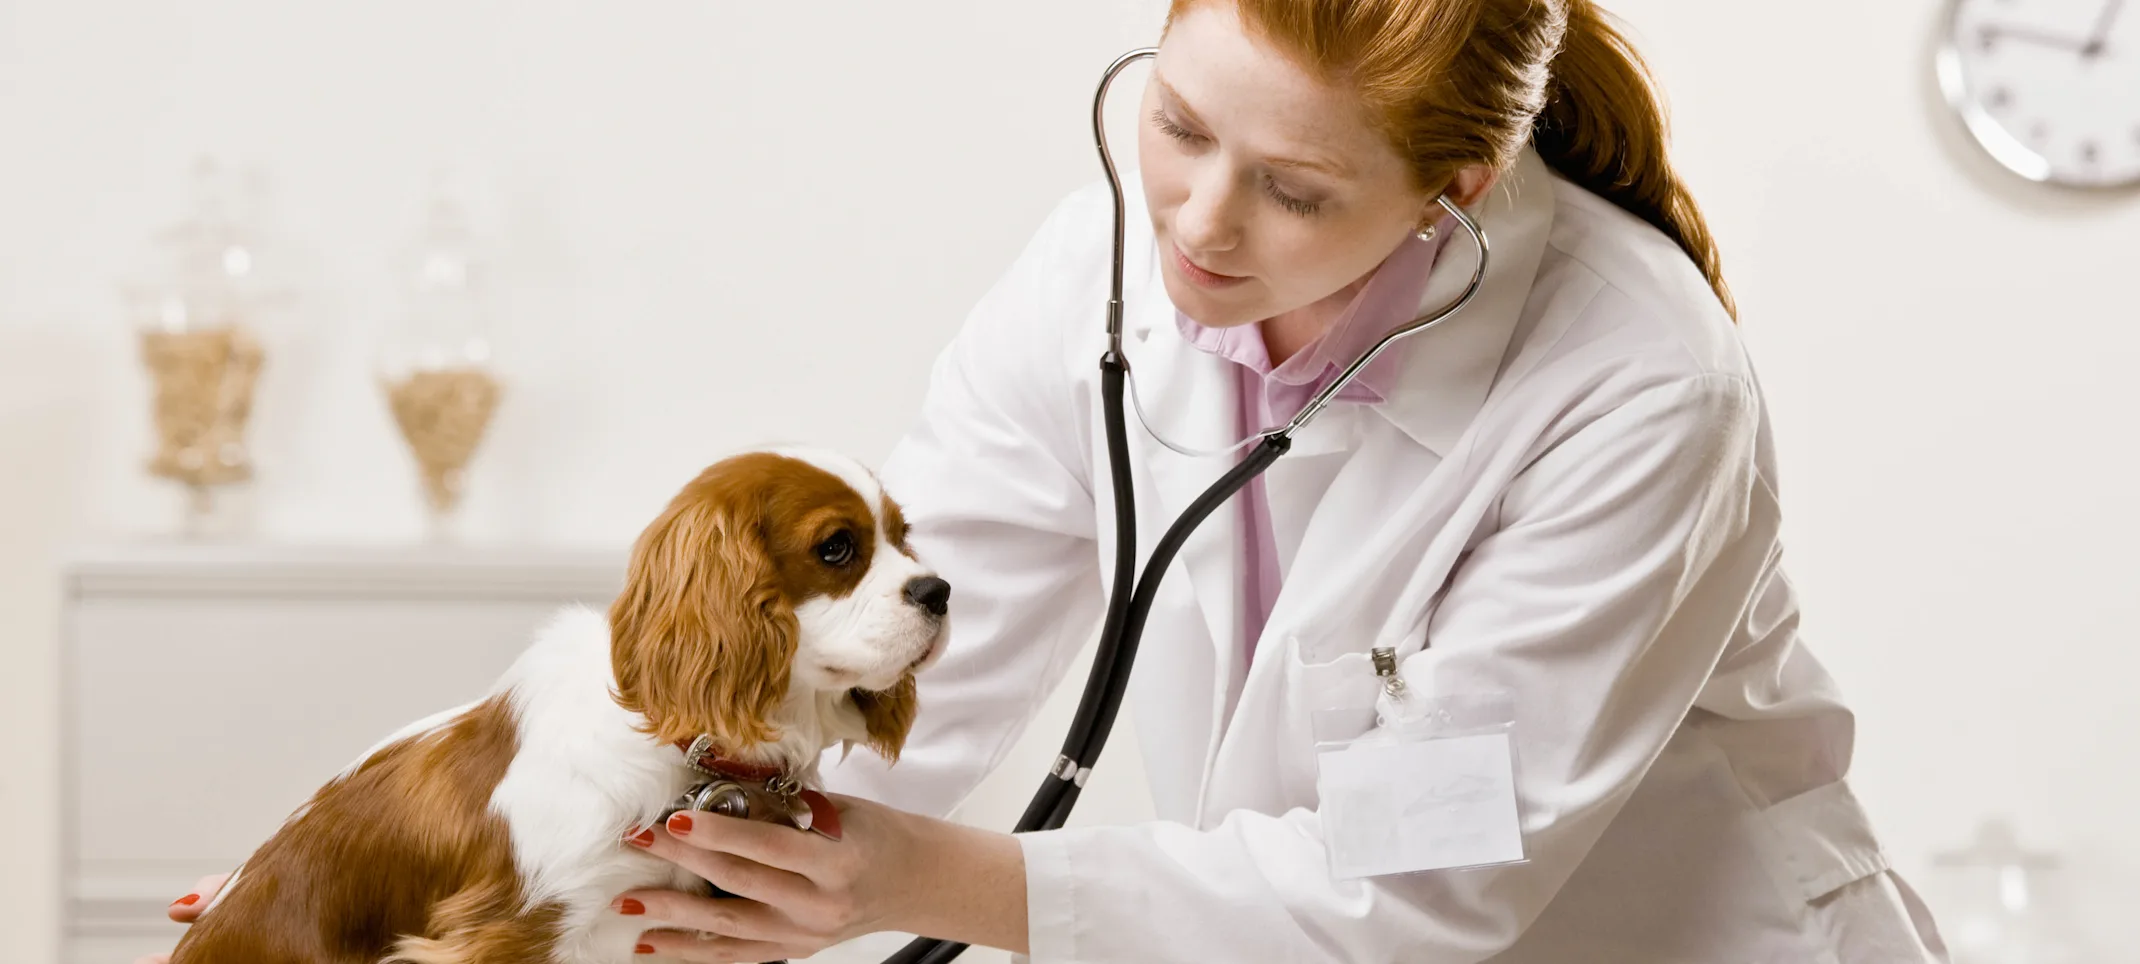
[1169,0,1737,320]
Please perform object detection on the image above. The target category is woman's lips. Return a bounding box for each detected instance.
[1173,245,1249,289]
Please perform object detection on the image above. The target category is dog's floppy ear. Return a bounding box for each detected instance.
[847,675,919,762]
[609,479,796,750]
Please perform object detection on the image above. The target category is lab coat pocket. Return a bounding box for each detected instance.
[1275,643,1376,819]
[1283,637,1382,745]
[1283,634,1531,879]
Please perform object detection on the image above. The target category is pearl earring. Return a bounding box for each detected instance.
[1416,222,1438,242]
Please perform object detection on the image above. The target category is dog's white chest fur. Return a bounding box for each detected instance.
[489,606,859,964]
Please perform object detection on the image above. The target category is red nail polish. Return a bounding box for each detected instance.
[616,898,645,916]
[635,943,655,955]
[172,894,200,907]
[624,828,655,847]
[667,812,693,834]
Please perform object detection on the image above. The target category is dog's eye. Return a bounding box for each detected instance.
[815,531,858,567]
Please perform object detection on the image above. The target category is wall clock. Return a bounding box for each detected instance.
[1937,0,2140,188]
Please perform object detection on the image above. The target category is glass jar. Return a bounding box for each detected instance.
[377,179,503,539]
[121,158,281,534]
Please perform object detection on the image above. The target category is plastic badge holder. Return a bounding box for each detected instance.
[1312,690,1527,881]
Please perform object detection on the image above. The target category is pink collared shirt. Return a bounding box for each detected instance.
[1175,228,1447,665]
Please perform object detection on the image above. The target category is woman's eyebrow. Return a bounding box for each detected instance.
[1155,75,1213,128]
[1155,75,1353,179]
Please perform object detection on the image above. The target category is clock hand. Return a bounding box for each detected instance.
[2083,0,2123,57]
[1980,22,2093,53]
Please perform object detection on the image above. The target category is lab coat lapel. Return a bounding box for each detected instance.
[1270,147,1561,653]
[1122,286,1245,753]
[1373,146,1560,458]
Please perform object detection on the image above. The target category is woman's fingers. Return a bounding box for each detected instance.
[663,809,825,877]
[635,927,809,963]
[617,888,804,946]
[629,820,815,905]
[139,872,233,964]
[167,872,232,922]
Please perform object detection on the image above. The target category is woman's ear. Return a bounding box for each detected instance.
[1436,163,1502,210]
[608,491,797,750]
[847,675,919,762]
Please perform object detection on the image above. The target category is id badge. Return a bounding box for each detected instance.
[1311,650,1526,881]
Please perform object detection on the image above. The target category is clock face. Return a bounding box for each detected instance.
[1939,0,2140,187]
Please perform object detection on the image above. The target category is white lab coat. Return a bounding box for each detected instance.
[822,148,1945,963]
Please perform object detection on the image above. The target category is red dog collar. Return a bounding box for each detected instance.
[673,736,841,840]
[675,737,786,783]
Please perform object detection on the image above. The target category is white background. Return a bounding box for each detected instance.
[4,1,2137,961]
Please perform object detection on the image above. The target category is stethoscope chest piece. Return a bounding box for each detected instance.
[663,780,755,821]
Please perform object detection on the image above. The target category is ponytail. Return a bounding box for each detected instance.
[1533,1,1736,319]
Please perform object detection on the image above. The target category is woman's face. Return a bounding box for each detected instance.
[1138,3,1435,329]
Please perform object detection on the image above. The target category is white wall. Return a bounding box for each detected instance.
[4,0,2137,961]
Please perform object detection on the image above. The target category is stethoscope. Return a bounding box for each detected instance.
[880,47,1491,964]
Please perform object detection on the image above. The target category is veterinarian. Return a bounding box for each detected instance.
[152,0,1948,961]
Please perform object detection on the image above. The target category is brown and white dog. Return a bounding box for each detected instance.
[167,448,948,964]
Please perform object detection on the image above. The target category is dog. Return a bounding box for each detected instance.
[167,448,948,963]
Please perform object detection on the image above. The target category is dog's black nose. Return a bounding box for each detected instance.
[903,576,951,617]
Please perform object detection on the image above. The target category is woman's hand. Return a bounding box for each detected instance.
[131,872,232,964]
[619,793,1028,961]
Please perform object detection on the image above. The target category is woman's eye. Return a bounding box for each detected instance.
[1264,177,1321,217]
[815,531,857,567]
[1150,108,1199,143]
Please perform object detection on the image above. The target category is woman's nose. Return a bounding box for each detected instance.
[903,576,951,616]
[1173,174,1240,253]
